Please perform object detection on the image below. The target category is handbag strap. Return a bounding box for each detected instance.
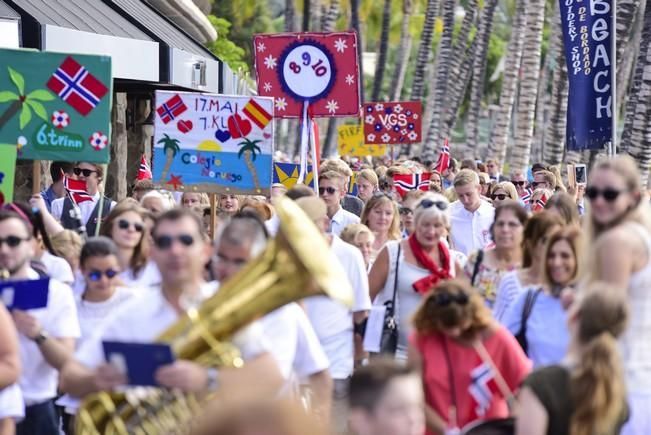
[473,339,515,406]
[388,243,401,314]
[470,249,484,287]
[520,288,542,337]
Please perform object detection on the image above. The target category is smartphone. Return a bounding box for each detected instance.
[574,164,587,185]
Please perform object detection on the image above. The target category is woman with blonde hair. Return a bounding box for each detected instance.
[409,279,530,434]
[544,192,581,226]
[360,193,401,262]
[181,192,210,209]
[516,282,629,435]
[581,155,651,433]
[489,182,518,206]
[50,229,84,273]
[356,169,379,203]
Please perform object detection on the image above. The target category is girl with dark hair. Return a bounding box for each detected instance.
[408,279,530,434]
[516,282,629,435]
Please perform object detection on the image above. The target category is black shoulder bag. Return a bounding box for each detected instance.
[470,249,484,287]
[514,288,542,355]
[379,244,401,355]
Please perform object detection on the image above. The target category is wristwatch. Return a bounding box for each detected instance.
[32,330,49,345]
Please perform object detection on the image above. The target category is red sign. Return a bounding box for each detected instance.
[253,32,360,118]
[362,101,422,145]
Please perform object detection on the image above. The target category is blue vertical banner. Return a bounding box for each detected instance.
[559,0,613,151]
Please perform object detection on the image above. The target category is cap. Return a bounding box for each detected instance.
[295,197,327,222]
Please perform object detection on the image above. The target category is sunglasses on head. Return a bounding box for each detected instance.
[87,269,119,281]
[73,167,97,177]
[153,234,195,250]
[0,235,30,248]
[418,199,448,211]
[512,181,527,187]
[492,194,508,201]
[531,181,546,188]
[117,219,144,232]
[319,186,338,195]
[585,187,624,202]
[399,206,413,215]
[431,291,469,307]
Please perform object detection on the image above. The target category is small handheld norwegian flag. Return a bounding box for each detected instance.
[434,138,451,174]
[393,173,431,198]
[137,155,152,181]
[62,173,93,204]
[532,193,548,212]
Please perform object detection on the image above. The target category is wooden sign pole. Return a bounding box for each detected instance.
[209,193,217,240]
[32,161,41,195]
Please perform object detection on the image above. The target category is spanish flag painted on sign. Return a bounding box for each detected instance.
[243,99,273,129]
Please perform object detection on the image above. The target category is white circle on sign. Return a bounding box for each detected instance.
[281,44,334,100]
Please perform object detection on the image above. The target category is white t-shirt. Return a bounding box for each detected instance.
[261,303,329,381]
[19,269,81,405]
[39,251,74,285]
[304,236,371,379]
[329,207,360,237]
[449,199,495,256]
[75,283,269,379]
[119,261,161,289]
[0,384,23,420]
[51,192,116,226]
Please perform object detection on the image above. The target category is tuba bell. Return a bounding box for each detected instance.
[75,196,353,434]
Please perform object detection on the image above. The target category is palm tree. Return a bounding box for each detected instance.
[543,12,568,165]
[321,0,340,157]
[238,138,262,190]
[621,0,651,187]
[371,0,392,101]
[157,134,180,183]
[0,67,54,130]
[389,0,413,101]
[285,0,297,31]
[410,0,439,100]
[350,0,364,102]
[487,0,527,165]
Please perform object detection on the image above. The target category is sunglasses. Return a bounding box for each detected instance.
[531,181,546,189]
[319,186,338,195]
[492,194,508,201]
[0,235,30,248]
[73,167,97,177]
[399,206,413,215]
[118,219,144,232]
[153,234,195,249]
[87,269,119,281]
[512,181,527,187]
[585,187,624,202]
[418,199,448,211]
[431,291,469,306]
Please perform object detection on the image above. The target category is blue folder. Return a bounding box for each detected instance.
[0,278,49,310]
[102,341,175,387]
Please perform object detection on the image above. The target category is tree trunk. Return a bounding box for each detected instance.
[544,11,568,165]
[410,0,439,100]
[510,0,544,171]
[487,0,527,166]
[303,0,311,30]
[285,0,297,31]
[371,0,392,101]
[350,0,365,102]
[390,0,414,101]
[321,0,340,157]
[617,2,645,114]
[621,0,651,187]
[108,92,128,200]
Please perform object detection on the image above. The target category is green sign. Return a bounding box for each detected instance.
[0,145,16,205]
[0,48,112,163]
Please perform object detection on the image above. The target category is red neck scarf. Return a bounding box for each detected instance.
[409,234,451,294]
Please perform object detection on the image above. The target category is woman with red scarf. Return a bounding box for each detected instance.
[369,193,462,360]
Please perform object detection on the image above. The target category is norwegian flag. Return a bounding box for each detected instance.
[532,193,548,212]
[156,94,187,124]
[62,173,93,204]
[468,363,497,417]
[46,56,108,116]
[520,188,533,204]
[137,155,152,181]
[393,173,431,198]
[434,138,451,173]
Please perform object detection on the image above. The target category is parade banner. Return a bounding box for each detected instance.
[273,162,315,188]
[153,91,274,196]
[338,125,387,157]
[0,145,16,205]
[362,101,422,145]
[559,0,613,150]
[0,48,112,163]
[253,32,361,118]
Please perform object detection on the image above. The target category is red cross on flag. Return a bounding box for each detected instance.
[46,56,108,116]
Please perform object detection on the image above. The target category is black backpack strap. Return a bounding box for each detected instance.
[520,288,542,335]
[470,249,484,287]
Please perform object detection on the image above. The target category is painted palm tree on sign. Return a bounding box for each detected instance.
[0,67,54,130]
[238,138,262,191]
[157,134,181,184]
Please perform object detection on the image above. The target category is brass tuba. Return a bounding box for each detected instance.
[75,196,353,434]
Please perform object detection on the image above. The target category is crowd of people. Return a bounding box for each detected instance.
[0,152,648,435]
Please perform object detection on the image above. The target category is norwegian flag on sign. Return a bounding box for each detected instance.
[62,173,93,204]
[434,138,451,174]
[46,56,108,116]
[137,155,152,181]
[156,94,187,124]
[393,173,431,198]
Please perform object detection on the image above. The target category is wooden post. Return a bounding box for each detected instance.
[209,193,217,240]
[109,92,128,200]
[32,161,41,195]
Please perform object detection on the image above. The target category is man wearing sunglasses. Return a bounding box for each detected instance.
[51,162,116,236]
[319,171,360,237]
[509,170,529,198]
[320,159,365,217]
[61,208,283,404]
[0,210,80,434]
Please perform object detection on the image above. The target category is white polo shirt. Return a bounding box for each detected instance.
[19,269,80,406]
[261,303,329,381]
[75,283,269,376]
[449,200,495,256]
[304,236,371,379]
[329,207,360,237]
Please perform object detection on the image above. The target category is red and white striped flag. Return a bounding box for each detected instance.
[62,172,93,204]
[532,193,548,212]
[434,138,451,173]
[137,155,152,181]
